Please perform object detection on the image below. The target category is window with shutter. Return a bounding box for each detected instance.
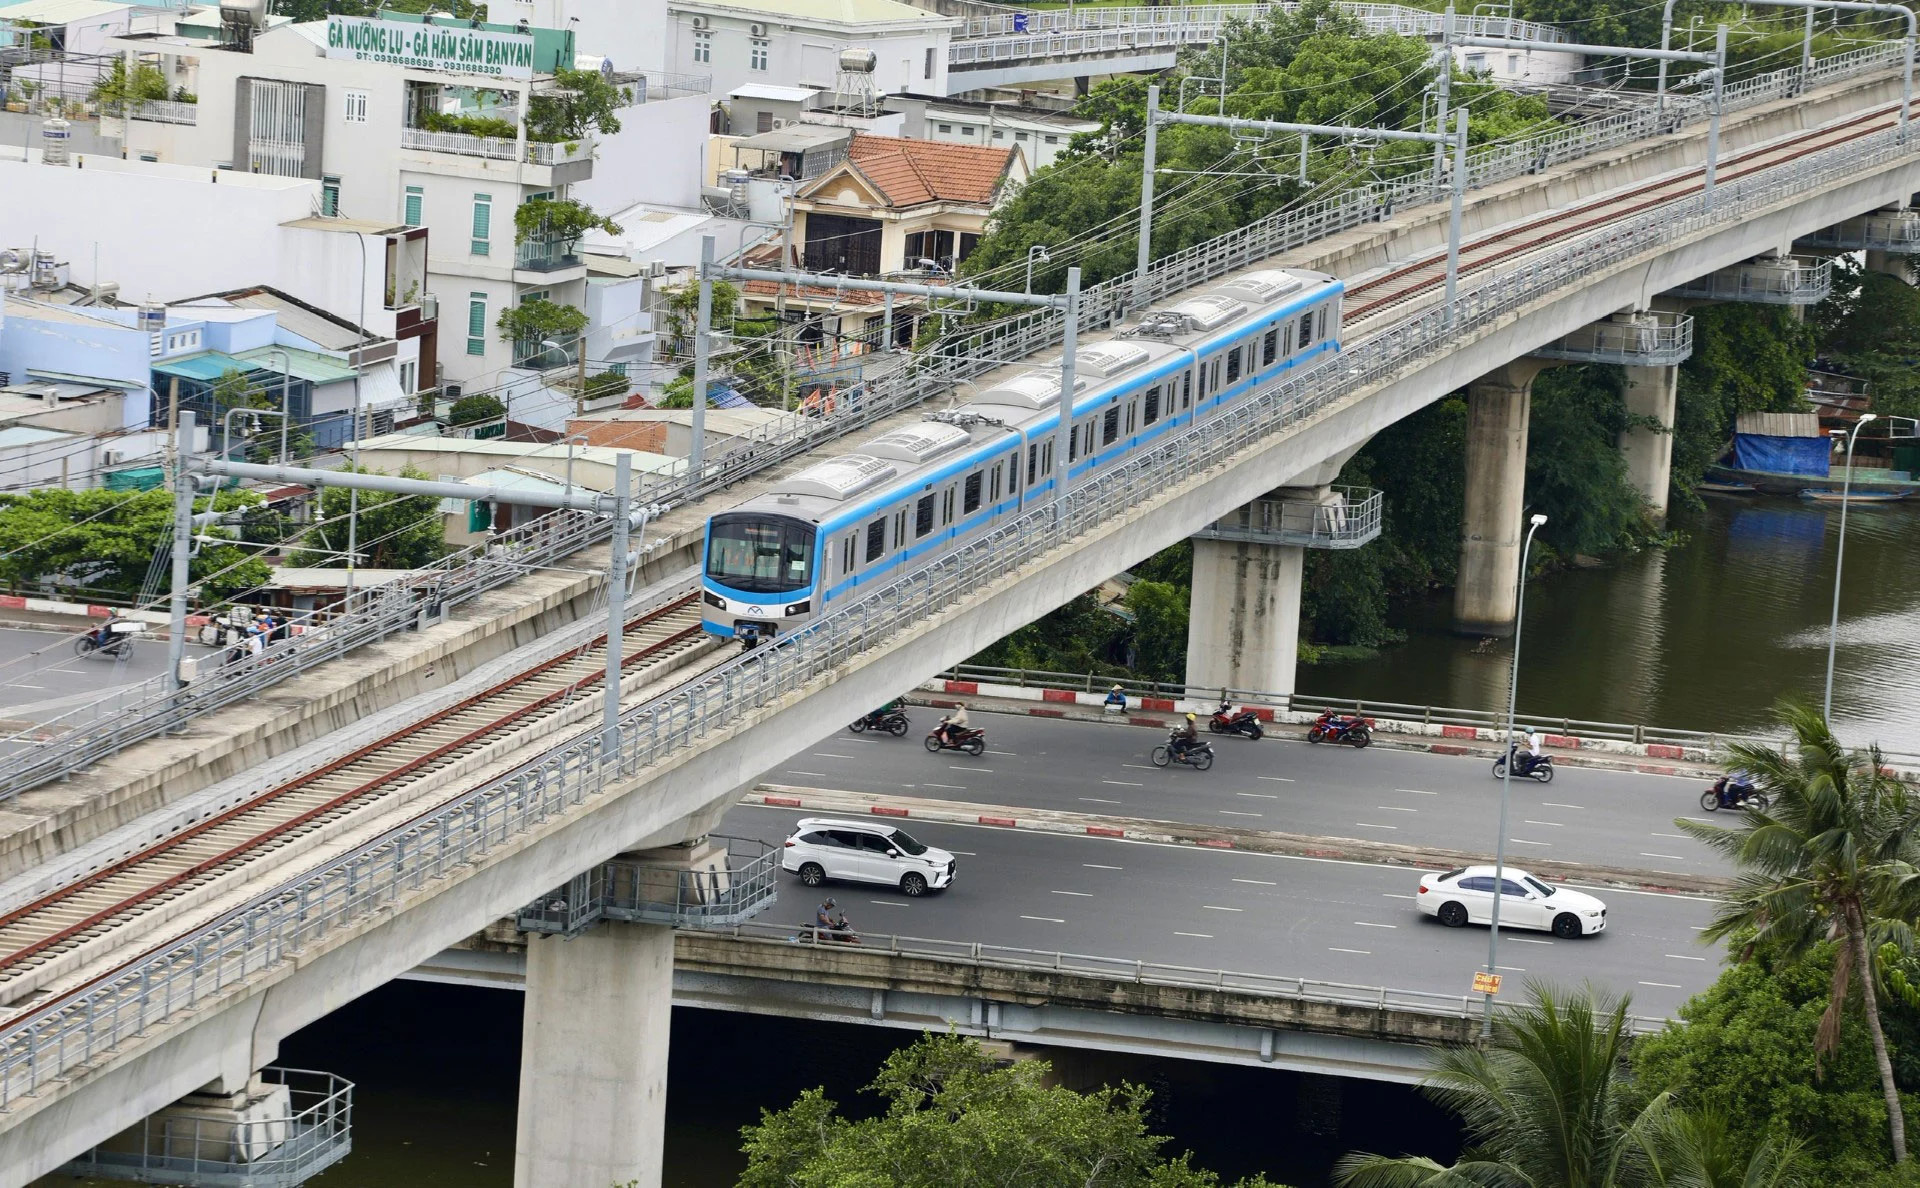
[404,186,423,227]
[467,293,487,356]
[472,195,492,256]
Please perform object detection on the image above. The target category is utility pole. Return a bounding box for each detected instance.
[166,411,197,692]
[1434,5,1454,188]
[691,234,714,476]
[1134,84,1161,309]
[1053,267,1081,518]
[604,450,631,751]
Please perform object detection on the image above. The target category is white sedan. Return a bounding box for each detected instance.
[1416,865,1607,938]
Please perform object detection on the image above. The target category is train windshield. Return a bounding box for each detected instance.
[706,513,815,594]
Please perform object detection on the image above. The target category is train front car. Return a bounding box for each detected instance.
[701,510,820,643]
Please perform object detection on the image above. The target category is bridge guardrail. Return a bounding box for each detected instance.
[3,39,1903,802]
[701,922,1672,1034]
[0,104,1907,1109]
[956,2,1569,46]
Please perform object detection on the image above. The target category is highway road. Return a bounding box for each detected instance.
[0,625,214,718]
[760,710,1725,878]
[721,803,1723,1019]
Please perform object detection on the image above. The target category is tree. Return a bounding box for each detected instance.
[1335,984,1805,1188]
[496,298,588,362]
[1669,304,1815,508]
[1525,365,1663,557]
[513,196,622,247]
[525,67,627,143]
[738,1032,1289,1188]
[447,393,506,426]
[90,58,168,114]
[1125,578,1188,682]
[1677,703,1920,1166]
[286,465,446,569]
[0,487,268,602]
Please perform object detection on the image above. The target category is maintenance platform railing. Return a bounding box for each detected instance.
[1190,486,1383,549]
[1664,254,1834,304]
[1,36,1905,801]
[1795,206,1920,251]
[1530,310,1694,366]
[954,1,1568,45]
[517,835,780,937]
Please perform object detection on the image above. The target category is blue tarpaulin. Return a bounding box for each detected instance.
[1731,434,1830,476]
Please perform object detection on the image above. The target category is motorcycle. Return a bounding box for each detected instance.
[1150,731,1216,771]
[924,725,987,757]
[1208,702,1265,740]
[850,708,911,736]
[72,624,135,660]
[1699,780,1769,813]
[1306,711,1371,748]
[798,915,861,945]
[1492,747,1555,783]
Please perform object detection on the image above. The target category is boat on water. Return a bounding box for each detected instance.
[1697,479,1758,495]
[1798,488,1912,504]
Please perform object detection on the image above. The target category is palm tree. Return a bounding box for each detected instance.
[1677,701,1920,1166]
[1333,985,1802,1188]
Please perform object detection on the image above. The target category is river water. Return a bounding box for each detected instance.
[1302,495,1920,755]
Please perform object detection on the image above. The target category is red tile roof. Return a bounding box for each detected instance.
[827,133,1015,208]
[742,279,890,306]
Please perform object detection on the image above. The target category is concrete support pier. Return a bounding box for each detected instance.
[1619,364,1679,522]
[514,920,674,1188]
[1184,533,1305,699]
[1454,362,1545,637]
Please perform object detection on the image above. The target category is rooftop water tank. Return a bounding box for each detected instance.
[41,119,70,167]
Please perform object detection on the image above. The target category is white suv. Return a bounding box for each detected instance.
[781,818,956,897]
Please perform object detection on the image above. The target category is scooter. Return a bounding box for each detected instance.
[1150,731,1216,771]
[1208,702,1265,740]
[1306,711,1371,748]
[1492,747,1555,783]
[1699,779,1768,812]
[924,725,987,757]
[72,622,136,660]
[850,708,911,736]
[795,915,861,945]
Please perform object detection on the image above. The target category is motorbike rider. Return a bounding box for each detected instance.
[864,698,902,728]
[814,897,837,939]
[1171,712,1199,760]
[1515,725,1543,772]
[86,620,115,650]
[1715,769,1756,808]
[937,704,971,748]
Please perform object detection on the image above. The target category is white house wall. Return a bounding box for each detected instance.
[665,7,951,100]
[573,92,711,211]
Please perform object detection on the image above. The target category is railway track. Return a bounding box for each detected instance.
[1342,103,1900,322]
[0,591,715,1005]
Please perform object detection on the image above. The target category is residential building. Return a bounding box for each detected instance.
[663,0,954,100]
[888,92,1097,169]
[566,404,799,457]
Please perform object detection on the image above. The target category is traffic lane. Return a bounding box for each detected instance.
[768,711,1723,877]
[0,626,214,713]
[725,804,1721,1019]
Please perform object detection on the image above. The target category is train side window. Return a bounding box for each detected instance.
[964,471,983,513]
[1101,406,1120,445]
[1028,443,1039,486]
[1197,359,1211,398]
[1144,386,1160,425]
[1125,402,1135,434]
[894,509,907,547]
[914,494,935,538]
[1298,312,1314,348]
[1318,307,1330,339]
[942,487,955,524]
[1182,370,1192,409]
[1283,324,1295,354]
[840,534,855,575]
[865,517,886,562]
[1068,421,1082,461]
[990,463,1002,502]
[1262,328,1278,366]
[1042,441,1053,474]
[1226,347,1242,384]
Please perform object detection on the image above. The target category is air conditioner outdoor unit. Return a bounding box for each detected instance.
[444,382,464,402]
[749,22,766,35]
[419,292,439,321]
[103,447,130,466]
[691,14,707,28]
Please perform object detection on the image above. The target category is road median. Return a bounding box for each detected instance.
[748,781,1732,896]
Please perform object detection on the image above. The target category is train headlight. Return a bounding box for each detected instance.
[784,601,811,616]
[703,591,725,609]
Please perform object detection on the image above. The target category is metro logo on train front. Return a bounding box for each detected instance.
[701,268,1345,643]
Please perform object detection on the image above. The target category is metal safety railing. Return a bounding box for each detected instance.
[955,1,1569,46]
[4,41,1905,802]
[1190,485,1383,548]
[128,98,198,125]
[1795,207,1920,251]
[1663,254,1833,304]
[2,107,1913,1108]
[57,1068,351,1188]
[1530,310,1694,366]
[704,922,1672,1033]
[517,835,780,935]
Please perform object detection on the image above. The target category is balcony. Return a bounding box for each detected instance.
[129,98,197,125]
[518,836,779,938]
[1192,486,1384,550]
[400,126,593,168]
[512,337,578,370]
[514,234,582,273]
[1530,311,1693,367]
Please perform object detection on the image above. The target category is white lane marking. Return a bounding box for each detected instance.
[1497,966,1527,973]
[949,851,977,856]
[1103,779,1144,787]
[1234,878,1277,886]
[1175,931,1214,938]
[1382,893,1416,900]
[1640,981,1682,989]
[1122,763,1159,771]
[924,782,966,790]
[1666,953,1707,961]
[5,682,43,690]
[1509,838,1551,846]
[1395,788,1436,795]
[1020,915,1065,923]
[1641,852,1687,861]
[1258,776,1295,782]
[1236,792,1279,799]
[1542,802,1584,810]
[1508,937,1554,945]
[1354,822,1399,830]
[1219,809,1262,818]
[1083,863,1124,871]
[1051,890,1093,897]
[1202,904,1244,912]
[1524,819,1564,827]
[1079,796,1123,804]
[1651,832,1690,839]
[1375,806,1418,813]
[1691,925,1710,932]
[955,766,992,772]
[1329,947,1371,955]
[1678,816,1714,823]
[987,750,1018,757]
[1354,921,1397,929]
[786,770,828,777]
[812,752,856,759]
[867,900,910,907]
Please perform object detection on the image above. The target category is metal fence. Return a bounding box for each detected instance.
[1,110,1910,1109]
[128,98,198,125]
[1663,254,1833,304]
[1190,485,1383,548]
[1530,310,1694,367]
[1795,207,1920,250]
[956,1,1569,45]
[399,127,594,166]
[5,42,1905,800]
[57,1068,351,1188]
[710,922,1671,1033]
[517,835,779,935]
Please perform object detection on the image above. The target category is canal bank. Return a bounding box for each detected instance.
[1303,496,1920,753]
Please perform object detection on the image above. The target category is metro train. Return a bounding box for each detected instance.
[700,266,1345,643]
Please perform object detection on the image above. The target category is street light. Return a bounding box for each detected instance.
[1025,244,1052,294]
[1483,511,1548,1037]
[1823,413,1878,720]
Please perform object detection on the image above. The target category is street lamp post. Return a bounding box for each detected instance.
[1484,511,1547,1037]
[1824,414,1878,719]
[1025,244,1052,294]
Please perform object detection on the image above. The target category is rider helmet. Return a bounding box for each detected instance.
[1185,712,1197,722]
[823,898,836,908]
